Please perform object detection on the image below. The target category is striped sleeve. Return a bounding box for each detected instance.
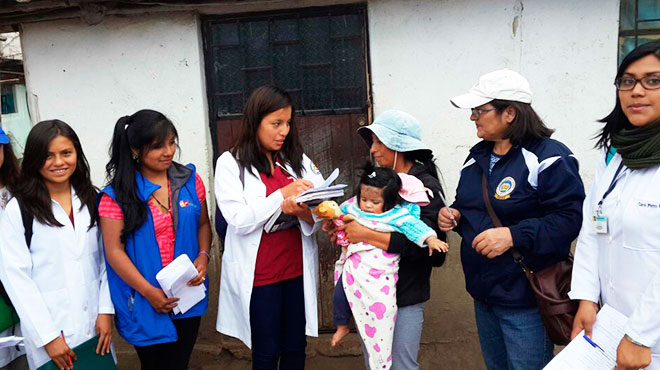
[195,173,206,203]
[98,193,124,220]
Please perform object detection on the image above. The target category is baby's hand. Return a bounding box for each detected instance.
[427,237,449,256]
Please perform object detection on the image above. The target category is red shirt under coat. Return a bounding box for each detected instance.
[253,165,303,287]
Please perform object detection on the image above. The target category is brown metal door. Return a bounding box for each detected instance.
[203,5,371,331]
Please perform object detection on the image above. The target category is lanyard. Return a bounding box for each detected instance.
[596,162,624,216]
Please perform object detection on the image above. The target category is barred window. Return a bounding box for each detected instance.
[203,6,368,117]
[619,0,660,63]
[1,85,16,115]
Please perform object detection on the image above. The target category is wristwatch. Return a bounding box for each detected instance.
[624,334,650,348]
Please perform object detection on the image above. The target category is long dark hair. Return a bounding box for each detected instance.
[356,162,402,212]
[596,40,660,149]
[105,109,178,243]
[490,99,554,145]
[231,86,304,177]
[0,139,20,194]
[15,120,97,229]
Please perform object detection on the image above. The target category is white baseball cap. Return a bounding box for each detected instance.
[450,68,533,108]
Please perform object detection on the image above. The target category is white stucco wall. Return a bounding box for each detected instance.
[368,0,621,195]
[20,12,212,187]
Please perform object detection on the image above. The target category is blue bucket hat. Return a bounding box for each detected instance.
[0,127,9,145]
[357,109,431,155]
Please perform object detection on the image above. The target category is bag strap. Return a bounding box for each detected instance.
[15,197,33,249]
[239,163,245,189]
[480,172,526,267]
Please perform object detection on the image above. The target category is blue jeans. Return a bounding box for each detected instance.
[473,300,554,370]
[362,302,425,370]
[250,276,306,370]
[333,275,351,326]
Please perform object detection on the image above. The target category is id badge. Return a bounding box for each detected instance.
[592,215,608,234]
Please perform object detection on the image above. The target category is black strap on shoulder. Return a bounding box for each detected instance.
[238,162,245,189]
[481,171,526,268]
[15,197,33,249]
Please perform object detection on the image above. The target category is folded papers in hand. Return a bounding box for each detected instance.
[156,254,206,315]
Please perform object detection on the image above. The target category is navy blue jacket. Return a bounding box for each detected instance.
[453,138,585,308]
[101,163,208,346]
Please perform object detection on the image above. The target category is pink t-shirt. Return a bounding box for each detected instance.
[98,173,206,267]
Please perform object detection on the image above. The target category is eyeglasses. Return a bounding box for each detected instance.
[614,75,660,91]
[470,108,497,118]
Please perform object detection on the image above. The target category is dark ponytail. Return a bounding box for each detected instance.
[0,139,20,194]
[105,110,178,243]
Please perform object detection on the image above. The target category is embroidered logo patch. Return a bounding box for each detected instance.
[311,162,321,174]
[179,200,190,208]
[494,177,516,200]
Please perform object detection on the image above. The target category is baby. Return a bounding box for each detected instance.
[321,164,448,370]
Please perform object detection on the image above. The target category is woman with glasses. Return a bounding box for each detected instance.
[570,41,660,370]
[438,69,585,370]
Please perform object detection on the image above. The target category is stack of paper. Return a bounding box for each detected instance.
[0,336,22,348]
[543,304,628,370]
[295,184,347,204]
[155,254,206,315]
[264,168,347,233]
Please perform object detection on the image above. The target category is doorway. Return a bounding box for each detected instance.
[202,4,372,330]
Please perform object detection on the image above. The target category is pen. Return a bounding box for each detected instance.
[437,191,458,227]
[275,162,296,180]
[61,330,72,366]
[583,335,616,362]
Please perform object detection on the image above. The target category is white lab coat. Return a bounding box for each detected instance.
[570,152,660,368]
[0,187,26,368]
[0,188,114,369]
[214,151,324,348]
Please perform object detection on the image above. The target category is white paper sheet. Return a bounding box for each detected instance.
[0,336,23,348]
[264,168,346,233]
[155,254,206,315]
[544,304,628,370]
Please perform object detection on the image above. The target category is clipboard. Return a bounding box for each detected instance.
[37,335,117,370]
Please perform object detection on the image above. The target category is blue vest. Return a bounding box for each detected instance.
[101,163,208,346]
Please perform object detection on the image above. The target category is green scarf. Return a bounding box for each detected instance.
[611,119,660,169]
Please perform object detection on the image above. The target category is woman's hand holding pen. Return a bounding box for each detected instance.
[280,179,314,198]
[438,207,461,232]
[95,314,113,355]
[188,255,208,286]
[145,286,179,313]
[45,336,76,370]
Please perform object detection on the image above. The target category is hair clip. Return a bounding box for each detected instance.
[124,124,130,130]
[368,171,376,178]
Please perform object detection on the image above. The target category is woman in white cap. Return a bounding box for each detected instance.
[437,69,585,369]
[570,40,660,370]
[327,109,447,370]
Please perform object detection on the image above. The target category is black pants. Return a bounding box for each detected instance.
[250,275,306,370]
[134,316,201,370]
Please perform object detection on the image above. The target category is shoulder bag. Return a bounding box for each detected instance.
[481,172,577,346]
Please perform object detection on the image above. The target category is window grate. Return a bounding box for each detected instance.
[619,0,660,64]
[1,84,16,115]
[203,6,368,118]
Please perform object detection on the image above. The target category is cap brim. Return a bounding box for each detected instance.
[450,93,493,109]
[357,124,432,155]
